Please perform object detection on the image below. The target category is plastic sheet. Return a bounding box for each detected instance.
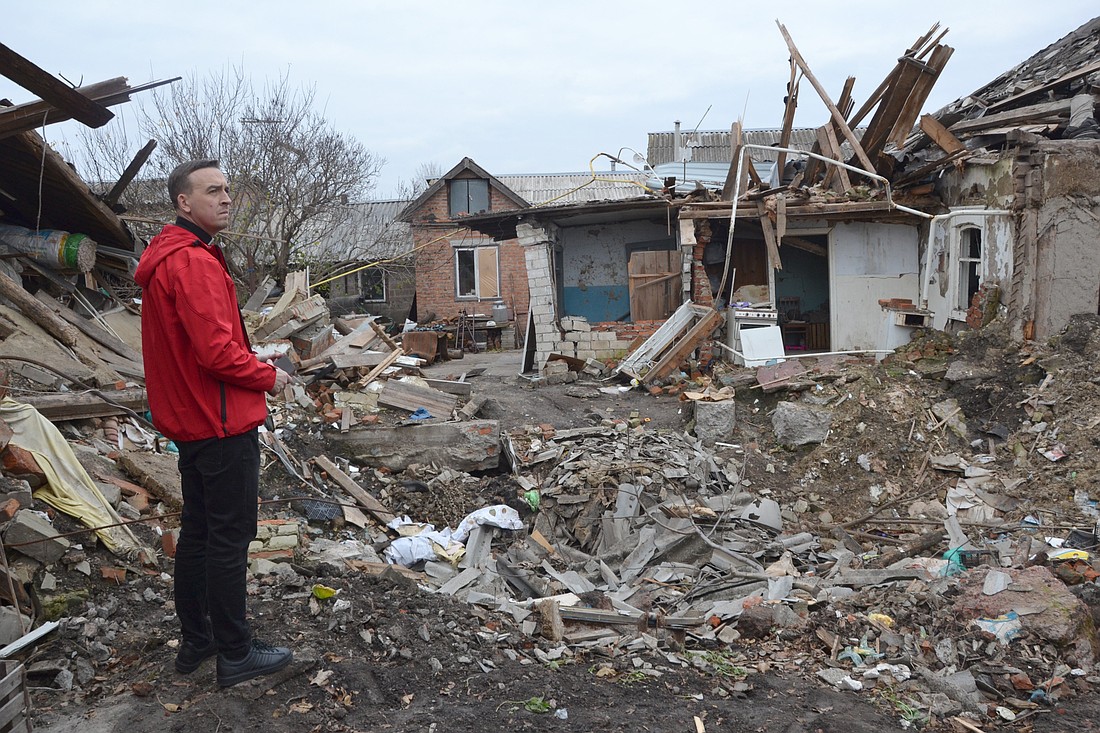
[0,398,148,558]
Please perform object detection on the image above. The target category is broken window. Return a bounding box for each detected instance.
[455,246,499,299]
[358,267,385,302]
[448,179,490,218]
[957,226,982,311]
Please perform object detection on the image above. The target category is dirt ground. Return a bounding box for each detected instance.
[23,316,1100,732]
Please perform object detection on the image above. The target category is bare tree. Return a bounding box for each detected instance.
[73,66,384,292]
[393,160,442,200]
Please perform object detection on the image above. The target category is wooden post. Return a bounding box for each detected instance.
[0,270,79,347]
[776,22,878,178]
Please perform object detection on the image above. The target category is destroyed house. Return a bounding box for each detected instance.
[915,15,1100,342]
[461,17,1100,375]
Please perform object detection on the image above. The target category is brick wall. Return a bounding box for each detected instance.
[410,184,528,324]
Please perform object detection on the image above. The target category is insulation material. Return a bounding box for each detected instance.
[0,224,97,273]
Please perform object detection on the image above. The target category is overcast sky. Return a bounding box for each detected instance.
[3,2,1097,198]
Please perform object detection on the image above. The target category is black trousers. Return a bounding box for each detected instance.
[174,429,259,659]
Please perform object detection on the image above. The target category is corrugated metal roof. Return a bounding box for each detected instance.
[647,127,863,166]
[497,171,652,206]
[647,160,780,192]
[310,199,413,262]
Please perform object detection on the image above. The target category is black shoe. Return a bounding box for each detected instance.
[175,639,218,674]
[216,640,293,688]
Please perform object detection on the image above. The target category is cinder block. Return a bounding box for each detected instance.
[4,510,70,565]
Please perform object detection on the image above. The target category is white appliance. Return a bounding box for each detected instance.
[726,308,780,366]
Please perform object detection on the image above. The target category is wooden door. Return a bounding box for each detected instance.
[628,250,680,321]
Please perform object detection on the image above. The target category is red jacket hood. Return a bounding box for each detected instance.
[135,224,202,288]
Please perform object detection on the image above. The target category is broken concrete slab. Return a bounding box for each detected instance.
[771,401,833,446]
[116,450,183,511]
[694,398,736,447]
[330,420,500,472]
[3,509,70,564]
[953,566,1098,666]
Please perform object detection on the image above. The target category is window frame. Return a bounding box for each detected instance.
[953,224,983,316]
[358,267,386,303]
[448,178,490,218]
[454,244,501,301]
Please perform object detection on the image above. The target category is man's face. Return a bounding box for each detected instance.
[178,167,232,235]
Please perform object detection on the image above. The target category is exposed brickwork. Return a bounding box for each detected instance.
[409,181,529,323]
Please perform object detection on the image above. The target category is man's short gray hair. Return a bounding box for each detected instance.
[168,159,221,210]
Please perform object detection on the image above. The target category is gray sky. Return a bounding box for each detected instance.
[4,2,1097,198]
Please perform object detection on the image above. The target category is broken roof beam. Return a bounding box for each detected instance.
[803,76,855,185]
[885,45,954,149]
[775,56,800,178]
[0,77,178,141]
[776,22,878,180]
[846,23,946,129]
[0,41,113,128]
[104,139,157,209]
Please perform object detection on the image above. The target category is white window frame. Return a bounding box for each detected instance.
[454,245,501,301]
[950,222,984,320]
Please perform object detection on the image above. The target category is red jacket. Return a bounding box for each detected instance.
[135,223,276,441]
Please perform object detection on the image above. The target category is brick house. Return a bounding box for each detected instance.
[397,158,530,324]
[398,157,652,339]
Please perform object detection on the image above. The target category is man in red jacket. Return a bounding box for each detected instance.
[135,159,292,687]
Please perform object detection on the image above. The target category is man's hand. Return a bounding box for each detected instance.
[268,367,291,396]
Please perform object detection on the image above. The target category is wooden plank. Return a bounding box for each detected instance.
[804,77,855,184]
[104,138,156,207]
[242,275,276,312]
[0,693,26,731]
[886,45,954,148]
[775,56,800,177]
[756,200,782,272]
[776,195,787,241]
[721,119,748,200]
[0,270,79,347]
[948,98,1073,135]
[312,456,395,526]
[369,320,399,351]
[423,378,473,397]
[340,407,352,433]
[776,22,877,177]
[817,124,851,191]
[919,114,966,154]
[95,348,145,379]
[331,351,388,370]
[859,56,926,163]
[643,308,723,383]
[377,380,458,416]
[360,347,404,386]
[847,24,941,129]
[0,42,114,127]
[22,386,147,421]
[35,292,142,362]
